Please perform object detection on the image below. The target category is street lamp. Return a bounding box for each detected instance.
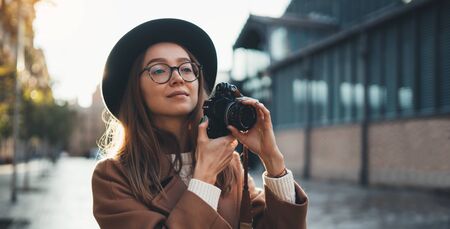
[11,0,25,203]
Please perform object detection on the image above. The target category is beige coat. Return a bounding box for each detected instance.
[91,153,308,228]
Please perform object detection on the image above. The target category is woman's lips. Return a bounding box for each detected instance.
[168,94,188,99]
[167,91,189,98]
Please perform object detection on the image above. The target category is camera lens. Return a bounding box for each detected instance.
[226,102,256,131]
[239,105,257,129]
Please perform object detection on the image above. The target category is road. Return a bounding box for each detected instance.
[0,157,449,229]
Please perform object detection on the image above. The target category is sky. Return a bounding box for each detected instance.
[33,0,290,107]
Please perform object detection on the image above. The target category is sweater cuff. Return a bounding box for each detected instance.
[263,169,296,204]
[187,179,221,211]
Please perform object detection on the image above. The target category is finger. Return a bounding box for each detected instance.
[256,102,269,115]
[216,133,235,142]
[238,97,265,109]
[237,98,265,122]
[218,154,234,171]
[229,139,239,149]
[217,148,234,163]
[255,103,265,122]
[257,103,272,125]
[197,117,209,141]
[224,150,235,161]
[227,125,246,139]
[214,135,236,149]
[236,96,250,101]
[239,99,266,118]
[243,100,268,124]
[238,98,259,107]
[226,152,234,163]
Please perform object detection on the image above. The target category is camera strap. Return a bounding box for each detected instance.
[239,146,253,229]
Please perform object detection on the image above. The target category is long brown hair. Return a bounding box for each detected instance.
[99,45,237,205]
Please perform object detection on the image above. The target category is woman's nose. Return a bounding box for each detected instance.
[169,69,185,86]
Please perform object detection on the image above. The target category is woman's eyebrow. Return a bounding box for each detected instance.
[145,57,191,66]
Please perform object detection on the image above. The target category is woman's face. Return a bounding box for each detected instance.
[139,42,199,119]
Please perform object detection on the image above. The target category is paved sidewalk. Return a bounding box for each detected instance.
[302,180,450,229]
[0,157,98,229]
[0,157,449,229]
[250,168,450,229]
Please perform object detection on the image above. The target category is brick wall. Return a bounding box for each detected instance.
[369,117,450,188]
[310,124,361,182]
[274,129,305,175]
[274,117,450,189]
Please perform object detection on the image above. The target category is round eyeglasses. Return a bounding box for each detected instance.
[139,62,201,84]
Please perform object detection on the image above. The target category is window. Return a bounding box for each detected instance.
[385,24,399,118]
[332,47,342,122]
[368,30,385,120]
[326,51,335,122]
[418,6,437,113]
[399,18,415,115]
[232,48,270,81]
[440,1,450,111]
[292,64,307,125]
[311,54,328,124]
[270,27,289,61]
[341,42,353,122]
[273,66,299,127]
[355,39,364,121]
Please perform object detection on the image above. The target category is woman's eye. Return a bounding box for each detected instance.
[151,68,166,75]
[181,67,193,73]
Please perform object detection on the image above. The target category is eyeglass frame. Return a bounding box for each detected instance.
[139,61,202,84]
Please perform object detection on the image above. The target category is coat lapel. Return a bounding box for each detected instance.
[150,175,187,213]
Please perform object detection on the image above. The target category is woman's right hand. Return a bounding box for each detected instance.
[193,117,238,185]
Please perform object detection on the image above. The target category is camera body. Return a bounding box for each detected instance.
[202,82,257,139]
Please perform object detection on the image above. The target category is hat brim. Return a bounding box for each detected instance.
[101,18,217,118]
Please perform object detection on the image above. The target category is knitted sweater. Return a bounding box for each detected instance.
[172,153,296,210]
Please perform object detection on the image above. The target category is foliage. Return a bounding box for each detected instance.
[0,73,15,140]
[0,0,76,152]
[21,98,76,148]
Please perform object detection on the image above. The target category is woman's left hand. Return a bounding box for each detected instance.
[227,97,286,177]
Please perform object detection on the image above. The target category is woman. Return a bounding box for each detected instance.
[92,18,308,228]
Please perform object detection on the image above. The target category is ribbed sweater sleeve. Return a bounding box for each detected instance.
[187,178,222,211]
[262,169,296,203]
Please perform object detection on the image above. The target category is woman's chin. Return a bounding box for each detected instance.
[159,107,195,117]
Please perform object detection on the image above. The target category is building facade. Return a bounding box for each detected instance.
[68,85,105,157]
[233,0,450,189]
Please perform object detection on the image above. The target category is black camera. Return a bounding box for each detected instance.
[202,82,257,139]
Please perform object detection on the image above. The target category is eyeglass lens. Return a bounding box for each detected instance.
[147,62,198,83]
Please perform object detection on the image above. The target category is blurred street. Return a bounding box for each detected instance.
[0,157,98,229]
[1,0,450,228]
[251,167,450,229]
[0,157,449,229]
